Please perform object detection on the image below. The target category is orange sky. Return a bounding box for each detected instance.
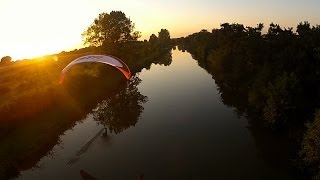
[0,0,319,60]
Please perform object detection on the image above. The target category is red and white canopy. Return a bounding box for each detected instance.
[60,55,131,83]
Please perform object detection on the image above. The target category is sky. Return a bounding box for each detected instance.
[0,0,319,60]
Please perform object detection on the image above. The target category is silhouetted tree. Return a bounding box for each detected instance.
[82,11,141,46]
[297,21,311,37]
[158,29,171,48]
[149,33,158,48]
[1,56,12,65]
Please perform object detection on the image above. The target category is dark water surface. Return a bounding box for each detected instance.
[17,50,299,179]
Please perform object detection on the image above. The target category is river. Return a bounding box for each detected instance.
[17,50,299,179]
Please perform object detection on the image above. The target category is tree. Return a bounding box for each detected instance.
[157,29,171,48]
[1,56,12,65]
[297,21,311,37]
[158,29,170,43]
[82,11,141,46]
[148,34,158,48]
[149,34,158,44]
[301,110,320,179]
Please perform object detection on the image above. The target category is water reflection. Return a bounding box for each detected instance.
[154,50,172,67]
[93,77,147,134]
[215,79,302,179]
[0,69,140,179]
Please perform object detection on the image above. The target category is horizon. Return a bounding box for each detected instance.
[0,0,319,60]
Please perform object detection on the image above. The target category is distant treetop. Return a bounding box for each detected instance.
[82,11,141,47]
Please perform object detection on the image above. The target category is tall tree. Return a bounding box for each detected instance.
[148,34,158,49]
[158,29,170,43]
[157,29,171,48]
[82,11,141,46]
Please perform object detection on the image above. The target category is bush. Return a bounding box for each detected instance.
[1,56,12,65]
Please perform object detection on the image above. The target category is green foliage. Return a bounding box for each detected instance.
[301,110,320,179]
[263,72,298,128]
[82,11,141,46]
[178,21,320,178]
[179,22,320,128]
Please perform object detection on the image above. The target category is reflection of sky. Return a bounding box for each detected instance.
[138,50,218,103]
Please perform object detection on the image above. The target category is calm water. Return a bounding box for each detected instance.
[17,50,298,179]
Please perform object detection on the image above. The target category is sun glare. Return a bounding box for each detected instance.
[2,41,81,60]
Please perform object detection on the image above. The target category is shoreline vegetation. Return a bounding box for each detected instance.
[177,22,320,179]
[1,10,320,179]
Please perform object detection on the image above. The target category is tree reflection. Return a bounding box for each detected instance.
[155,50,172,66]
[93,76,147,134]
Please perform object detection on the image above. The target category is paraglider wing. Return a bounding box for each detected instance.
[60,55,131,83]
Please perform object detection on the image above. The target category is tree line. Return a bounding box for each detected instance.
[178,22,320,179]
